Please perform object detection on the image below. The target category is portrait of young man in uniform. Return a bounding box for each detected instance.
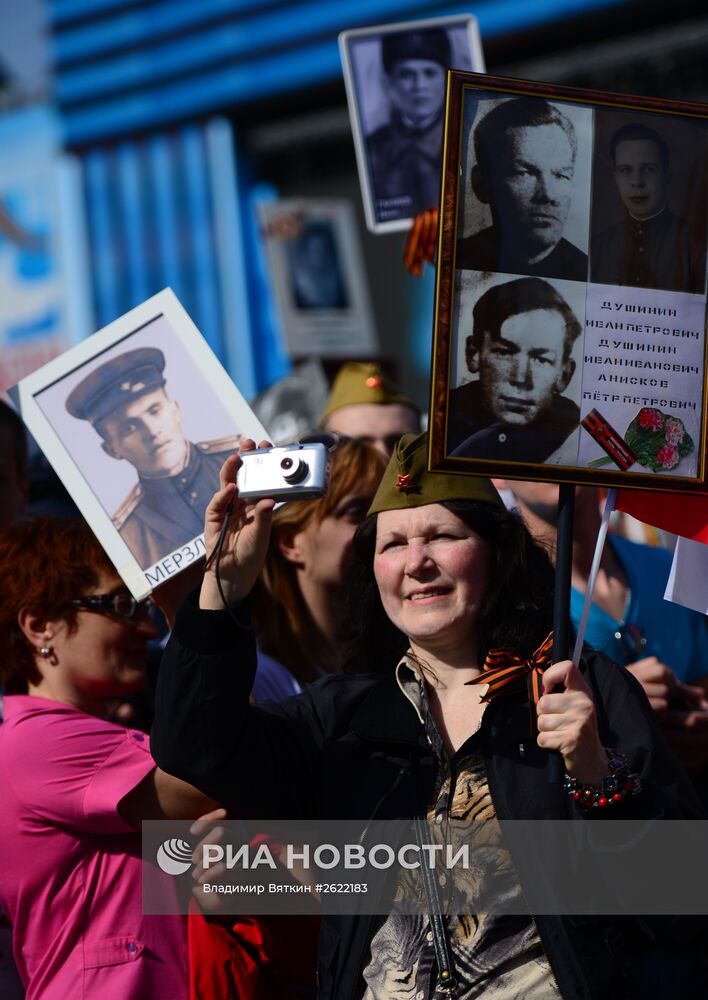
[366,26,452,219]
[456,98,588,282]
[447,276,582,465]
[590,121,707,295]
[65,347,241,568]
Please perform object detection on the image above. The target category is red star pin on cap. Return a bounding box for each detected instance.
[366,375,383,389]
[395,473,413,492]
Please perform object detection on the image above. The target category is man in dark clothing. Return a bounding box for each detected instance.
[457,98,588,282]
[447,277,582,464]
[66,347,241,567]
[591,122,706,294]
[367,27,450,221]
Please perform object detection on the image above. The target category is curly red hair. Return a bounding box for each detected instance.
[0,518,115,693]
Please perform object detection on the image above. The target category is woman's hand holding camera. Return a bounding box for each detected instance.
[536,660,607,784]
[200,440,275,610]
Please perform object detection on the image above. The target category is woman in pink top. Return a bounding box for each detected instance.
[0,518,217,1000]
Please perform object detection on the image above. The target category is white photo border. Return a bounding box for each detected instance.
[16,288,268,599]
[339,13,485,235]
[257,198,378,358]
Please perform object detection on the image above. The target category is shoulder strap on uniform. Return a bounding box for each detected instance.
[112,483,142,528]
[195,434,244,455]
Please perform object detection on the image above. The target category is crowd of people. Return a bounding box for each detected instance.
[1,356,708,999]
[1,7,706,993]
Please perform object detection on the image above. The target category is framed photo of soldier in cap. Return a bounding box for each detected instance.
[339,14,485,234]
[15,288,268,598]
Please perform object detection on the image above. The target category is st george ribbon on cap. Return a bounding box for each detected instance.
[66,348,167,425]
[367,432,503,515]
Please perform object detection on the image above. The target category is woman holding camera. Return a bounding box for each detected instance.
[152,434,702,998]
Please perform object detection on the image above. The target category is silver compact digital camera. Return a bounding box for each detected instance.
[236,442,331,501]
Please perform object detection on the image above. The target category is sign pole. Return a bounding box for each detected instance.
[548,483,575,783]
[553,483,575,665]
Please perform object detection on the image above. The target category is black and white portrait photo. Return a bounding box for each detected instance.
[590,111,707,295]
[62,342,243,569]
[340,15,484,232]
[17,290,267,593]
[456,94,593,282]
[447,272,585,466]
[286,219,349,311]
[429,72,708,491]
[258,199,378,358]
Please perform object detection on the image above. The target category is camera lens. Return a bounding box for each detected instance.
[280,456,308,484]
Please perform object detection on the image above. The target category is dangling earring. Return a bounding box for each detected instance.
[40,646,52,659]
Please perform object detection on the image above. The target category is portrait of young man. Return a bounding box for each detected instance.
[590,118,707,294]
[65,346,241,567]
[447,276,583,465]
[365,26,452,219]
[456,97,589,282]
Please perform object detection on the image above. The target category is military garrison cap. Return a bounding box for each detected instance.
[368,432,503,515]
[66,348,167,425]
[321,362,418,423]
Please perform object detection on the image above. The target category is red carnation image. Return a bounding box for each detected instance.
[637,407,664,431]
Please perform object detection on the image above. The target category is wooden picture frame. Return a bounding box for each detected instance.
[429,72,708,494]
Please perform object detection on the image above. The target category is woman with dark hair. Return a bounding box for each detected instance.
[0,518,219,1000]
[346,494,556,678]
[152,434,703,999]
[252,437,386,699]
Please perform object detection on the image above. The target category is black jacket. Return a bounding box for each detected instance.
[152,594,706,999]
[456,227,588,283]
[447,379,579,462]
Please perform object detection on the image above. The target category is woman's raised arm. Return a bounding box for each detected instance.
[199,442,275,611]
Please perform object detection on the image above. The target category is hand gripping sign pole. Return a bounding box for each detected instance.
[547,483,575,783]
[548,485,617,782]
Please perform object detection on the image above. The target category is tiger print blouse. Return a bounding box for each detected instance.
[361,655,561,1000]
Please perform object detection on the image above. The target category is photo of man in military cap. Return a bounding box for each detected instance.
[366,26,451,220]
[65,346,241,568]
[340,16,483,230]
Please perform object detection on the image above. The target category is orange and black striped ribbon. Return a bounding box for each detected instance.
[466,631,554,732]
[403,208,438,276]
